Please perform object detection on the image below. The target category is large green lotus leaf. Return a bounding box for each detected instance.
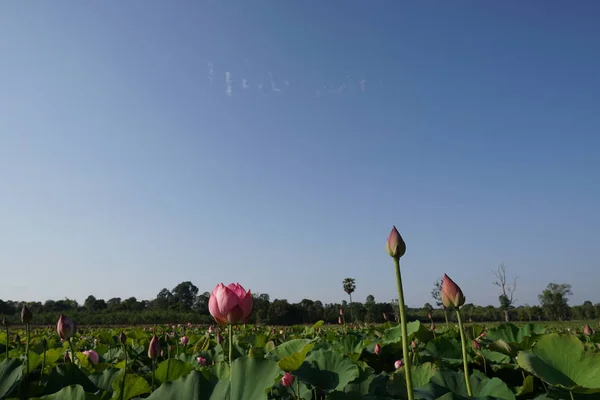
[516,334,600,393]
[229,356,281,400]
[145,370,215,400]
[343,362,388,397]
[278,342,314,371]
[110,372,151,400]
[414,369,515,400]
[382,321,432,345]
[295,349,360,392]
[29,384,100,400]
[155,359,194,384]
[88,367,121,394]
[484,323,545,356]
[0,358,23,399]
[43,363,98,395]
[422,337,465,366]
[336,332,369,355]
[387,363,439,398]
[267,339,313,361]
[479,349,511,364]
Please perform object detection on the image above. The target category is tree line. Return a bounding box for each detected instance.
[0,273,598,326]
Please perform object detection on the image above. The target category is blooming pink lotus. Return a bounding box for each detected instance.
[281,372,295,387]
[441,274,466,309]
[83,350,99,365]
[57,314,76,340]
[208,283,253,325]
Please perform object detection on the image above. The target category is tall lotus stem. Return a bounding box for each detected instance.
[394,257,414,400]
[229,324,233,381]
[151,359,155,390]
[456,309,473,396]
[387,226,414,400]
[120,343,127,400]
[68,338,76,366]
[25,323,30,376]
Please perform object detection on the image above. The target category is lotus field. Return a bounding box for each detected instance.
[1,227,599,399]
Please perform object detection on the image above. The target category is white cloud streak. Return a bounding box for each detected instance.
[359,79,366,92]
[208,62,214,84]
[225,72,232,96]
[268,72,281,92]
[242,78,249,89]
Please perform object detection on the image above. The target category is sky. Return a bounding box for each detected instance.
[1,1,599,309]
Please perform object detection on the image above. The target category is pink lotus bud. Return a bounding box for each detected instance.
[57,314,75,340]
[584,324,593,336]
[197,356,206,366]
[208,325,214,334]
[339,308,344,316]
[383,312,388,321]
[374,343,381,355]
[148,334,160,359]
[386,226,406,259]
[83,350,99,365]
[208,283,254,325]
[394,360,404,369]
[428,312,433,320]
[21,305,33,324]
[188,322,193,328]
[281,372,295,387]
[411,340,417,350]
[441,274,466,309]
[472,340,481,350]
[338,317,343,324]
[431,322,436,331]
[181,336,189,345]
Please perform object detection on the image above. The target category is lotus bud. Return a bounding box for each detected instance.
[394,360,404,369]
[431,322,436,331]
[197,356,206,366]
[281,372,295,387]
[472,340,481,350]
[181,336,189,345]
[148,334,160,359]
[339,308,344,316]
[383,312,388,321]
[386,226,406,259]
[411,340,417,350]
[57,314,75,340]
[21,305,33,324]
[374,343,381,355]
[188,322,193,328]
[428,312,433,320]
[441,274,466,309]
[584,324,593,336]
[64,352,71,363]
[119,332,127,344]
[83,349,99,365]
[338,317,342,324]
[208,325,214,334]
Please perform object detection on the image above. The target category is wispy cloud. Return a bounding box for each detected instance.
[225,72,232,96]
[242,78,249,89]
[208,62,214,84]
[337,84,346,93]
[284,80,290,86]
[268,72,281,92]
[359,79,366,92]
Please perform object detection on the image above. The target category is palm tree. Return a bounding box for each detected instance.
[343,278,356,323]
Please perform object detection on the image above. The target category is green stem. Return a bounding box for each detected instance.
[120,344,127,400]
[443,309,449,328]
[228,324,233,381]
[394,258,414,400]
[25,323,30,376]
[151,359,155,391]
[456,310,473,397]
[4,326,8,360]
[68,338,76,366]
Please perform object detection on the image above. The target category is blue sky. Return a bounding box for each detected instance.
[1,1,599,308]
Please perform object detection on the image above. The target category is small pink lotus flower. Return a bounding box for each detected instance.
[208,283,253,325]
[281,372,295,387]
[374,343,381,355]
[197,356,206,366]
[441,274,466,309]
[584,324,593,336]
[83,350,99,365]
[394,360,404,369]
[57,314,76,340]
[386,226,406,259]
[181,336,189,345]
[148,334,161,359]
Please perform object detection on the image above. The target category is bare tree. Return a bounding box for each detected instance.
[492,263,517,322]
[431,277,449,326]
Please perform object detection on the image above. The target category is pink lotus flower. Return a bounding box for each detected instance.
[197,356,206,366]
[57,314,75,340]
[83,350,99,365]
[441,274,466,309]
[584,324,593,335]
[181,336,189,345]
[394,360,404,369]
[472,340,481,350]
[386,226,406,259]
[187,322,193,328]
[148,334,160,359]
[281,372,295,387]
[374,343,381,355]
[208,283,253,325]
